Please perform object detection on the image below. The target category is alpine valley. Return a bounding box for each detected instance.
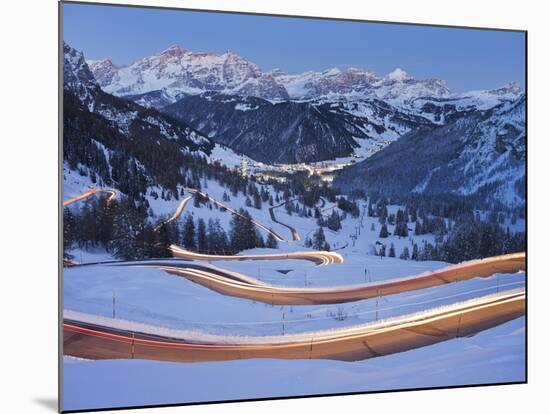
[81,43,525,208]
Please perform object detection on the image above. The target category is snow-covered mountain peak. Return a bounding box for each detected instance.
[87,58,116,68]
[489,81,522,96]
[87,44,289,99]
[159,44,190,57]
[87,58,119,89]
[63,42,101,107]
[386,68,412,82]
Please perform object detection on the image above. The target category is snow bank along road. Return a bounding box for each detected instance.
[158,252,525,305]
[63,288,525,362]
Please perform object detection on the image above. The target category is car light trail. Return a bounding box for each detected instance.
[63,288,525,363]
[160,252,525,305]
[63,188,117,207]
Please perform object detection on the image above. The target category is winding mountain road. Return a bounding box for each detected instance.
[63,188,117,207]
[153,196,193,231]
[269,200,301,241]
[170,244,343,266]
[160,252,525,305]
[63,288,525,363]
[63,188,526,363]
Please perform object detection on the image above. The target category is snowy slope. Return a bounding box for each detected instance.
[334,95,526,207]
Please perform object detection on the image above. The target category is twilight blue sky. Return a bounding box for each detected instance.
[63,2,525,92]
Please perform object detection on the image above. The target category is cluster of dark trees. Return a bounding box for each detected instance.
[428,217,525,263]
[304,227,330,251]
[337,197,359,217]
[63,195,277,261]
[374,218,525,264]
[284,200,310,217]
[63,195,175,260]
[289,171,337,208]
[179,208,277,254]
[414,216,448,239]
[368,198,412,239]
[317,210,342,231]
[243,182,273,209]
[365,193,525,263]
[63,89,211,198]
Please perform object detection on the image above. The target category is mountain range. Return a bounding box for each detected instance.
[65,42,525,207]
[88,44,457,106]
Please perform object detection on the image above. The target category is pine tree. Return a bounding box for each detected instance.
[399,246,410,260]
[327,210,342,231]
[285,201,292,216]
[394,221,409,238]
[197,218,207,253]
[411,243,419,261]
[109,198,147,260]
[206,218,229,254]
[314,208,321,219]
[379,224,389,238]
[182,214,196,250]
[414,220,423,235]
[193,192,201,208]
[410,208,417,222]
[230,208,260,252]
[389,243,396,257]
[154,218,178,257]
[253,192,262,209]
[312,227,328,250]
